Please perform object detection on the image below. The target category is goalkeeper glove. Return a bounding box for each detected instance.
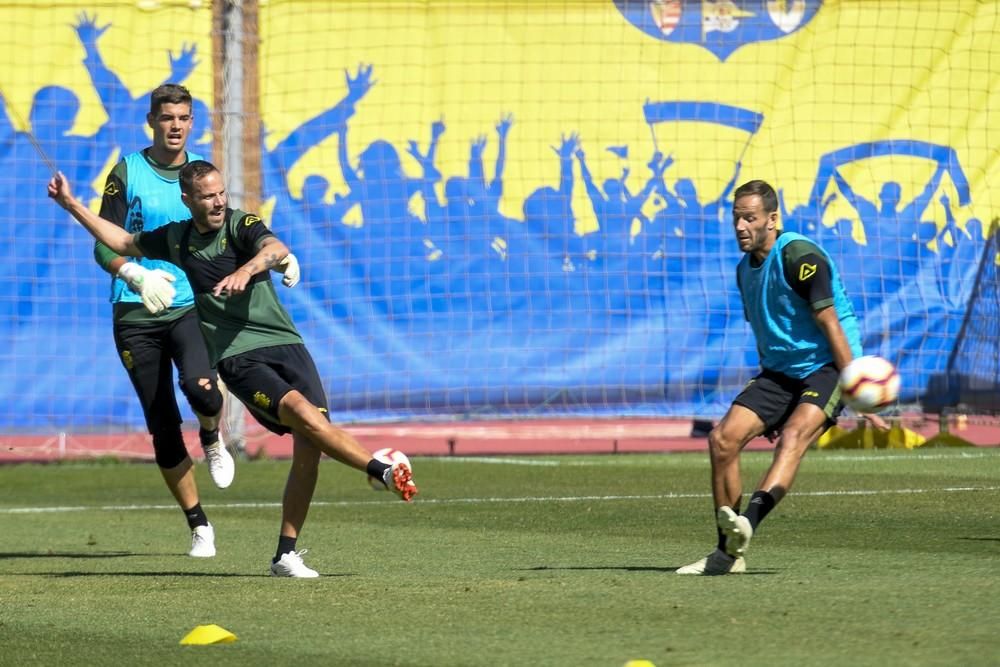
[279,253,300,288]
[117,262,176,314]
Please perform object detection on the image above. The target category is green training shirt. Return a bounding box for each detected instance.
[133,208,303,365]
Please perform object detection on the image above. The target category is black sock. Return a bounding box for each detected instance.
[743,491,776,531]
[716,525,727,552]
[183,503,209,530]
[715,499,741,552]
[199,427,220,448]
[366,458,391,484]
[274,535,298,563]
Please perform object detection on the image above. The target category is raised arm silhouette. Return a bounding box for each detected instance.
[74,12,198,154]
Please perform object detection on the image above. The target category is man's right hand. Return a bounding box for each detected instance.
[117,263,176,314]
[47,172,74,209]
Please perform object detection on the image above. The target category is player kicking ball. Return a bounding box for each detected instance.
[677,179,886,576]
[49,160,417,578]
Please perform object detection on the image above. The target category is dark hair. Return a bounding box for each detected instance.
[149,83,192,116]
[179,160,219,196]
[733,179,779,214]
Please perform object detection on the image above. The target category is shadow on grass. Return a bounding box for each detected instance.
[521,564,675,573]
[0,552,359,577]
[0,551,136,559]
[518,564,778,575]
[0,551,239,559]
[20,571,356,578]
[958,537,1000,542]
[43,571,270,578]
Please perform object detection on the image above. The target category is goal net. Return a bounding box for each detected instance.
[0,0,997,435]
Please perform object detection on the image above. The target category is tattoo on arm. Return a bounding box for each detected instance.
[261,251,279,269]
[241,250,282,277]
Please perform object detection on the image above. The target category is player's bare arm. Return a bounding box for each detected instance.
[211,236,290,297]
[249,236,290,274]
[812,305,889,429]
[48,172,144,258]
[811,306,854,371]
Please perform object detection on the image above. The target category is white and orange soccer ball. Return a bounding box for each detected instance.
[367,447,412,491]
[839,355,900,413]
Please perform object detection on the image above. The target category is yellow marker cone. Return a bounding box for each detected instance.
[623,661,656,667]
[179,624,238,645]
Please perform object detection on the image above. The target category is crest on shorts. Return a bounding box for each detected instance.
[614,0,823,61]
[253,391,271,409]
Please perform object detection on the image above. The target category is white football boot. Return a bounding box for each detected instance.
[717,506,754,557]
[188,523,216,558]
[676,549,746,575]
[203,437,235,489]
[382,461,418,502]
[270,549,320,578]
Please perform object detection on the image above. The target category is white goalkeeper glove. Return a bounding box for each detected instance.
[117,262,176,314]
[279,253,300,288]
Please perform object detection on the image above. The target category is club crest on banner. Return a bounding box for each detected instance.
[614,0,823,60]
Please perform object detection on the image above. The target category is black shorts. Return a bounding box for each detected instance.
[216,343,329,435]
[733,363,843,439]
[113,307,217,435]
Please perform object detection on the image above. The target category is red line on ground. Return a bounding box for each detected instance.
[1,417,997,463]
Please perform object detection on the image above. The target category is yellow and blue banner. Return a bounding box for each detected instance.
[0,1,997,428]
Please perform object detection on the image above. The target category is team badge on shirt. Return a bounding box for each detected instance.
[798,263,817,281]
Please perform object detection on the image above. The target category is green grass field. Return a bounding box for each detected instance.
[1,448,998,666]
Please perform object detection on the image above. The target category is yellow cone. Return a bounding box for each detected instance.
[179,624,238,645]
[623,661,656,667]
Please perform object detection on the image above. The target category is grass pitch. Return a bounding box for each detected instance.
[1,448,998,666]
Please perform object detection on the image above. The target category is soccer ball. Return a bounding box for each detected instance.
[839,356,900,413]
[367,447,412,491]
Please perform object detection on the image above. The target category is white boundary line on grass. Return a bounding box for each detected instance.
[801,450,999,462]
[3,484,998,515]
[442,457,561,466]
[442,450,1000,465]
